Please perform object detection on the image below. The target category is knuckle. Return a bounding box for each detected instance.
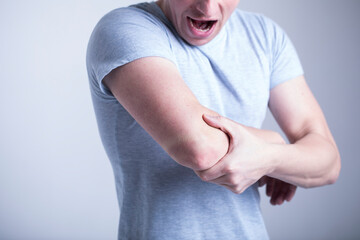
[228,176,238,186]
[223,164,236,174]
[199,173,210,182]
[233,187,244,194]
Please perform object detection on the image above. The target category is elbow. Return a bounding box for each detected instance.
[190,147,223,171]
[327,153,341,185]
[327,171,340,185]
[317,152,341,187]
[318,144,342,186]
[168,138,227,171]
[166,119,229,171]
[302,152,341,189]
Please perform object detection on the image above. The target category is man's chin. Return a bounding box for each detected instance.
[183,36,215,46]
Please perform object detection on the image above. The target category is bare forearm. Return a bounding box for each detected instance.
[266,76,341,188]
[239,127,339,188]
[198,77,341,193]
[268,132,341,188]
[188,118,282,171]
[228,122,340,188]
[245,126,285,145]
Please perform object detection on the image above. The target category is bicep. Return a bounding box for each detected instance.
[269,75,333,144]
[103,57,228,169]
[104,57,199,145]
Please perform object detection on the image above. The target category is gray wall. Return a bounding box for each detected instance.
[0,0,358,239]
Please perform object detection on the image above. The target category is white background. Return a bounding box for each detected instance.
[0,0,359,239]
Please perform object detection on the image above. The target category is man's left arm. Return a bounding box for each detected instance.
[267,75,341,187]
[196,75,341,193]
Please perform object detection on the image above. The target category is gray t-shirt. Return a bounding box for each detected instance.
[86,2,303,239]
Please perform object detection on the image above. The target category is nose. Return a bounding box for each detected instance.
[194,0,217,18]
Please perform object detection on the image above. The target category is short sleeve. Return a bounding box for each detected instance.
[86,7,175,95]
[265,17,304,89]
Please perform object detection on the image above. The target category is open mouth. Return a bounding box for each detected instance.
[188,17,217,32]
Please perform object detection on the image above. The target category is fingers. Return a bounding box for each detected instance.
[195,158,227,182]
[266,177,275,197]
[221,184,249,194]
[196,169,256,195]
[284,185,297,202]
[271,180,288,205]
[198,114,247,181]
[259,176,298,205]
[202,114,229,132]
[203,114,243,139]
[258,176,268,187]
[216,177,256,194]
[200,114,274,196]
[268,179,297,205]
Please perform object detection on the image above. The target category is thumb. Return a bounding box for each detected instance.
[202,114,235,136]
[258,176,269,187]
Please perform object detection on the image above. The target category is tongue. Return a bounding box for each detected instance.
[192,19,210,30]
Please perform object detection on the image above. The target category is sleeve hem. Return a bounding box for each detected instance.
[97,54,178,96]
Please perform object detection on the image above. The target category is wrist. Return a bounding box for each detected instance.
[265,142,285,176]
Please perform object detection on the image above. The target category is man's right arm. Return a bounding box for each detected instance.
[103,56,229,171]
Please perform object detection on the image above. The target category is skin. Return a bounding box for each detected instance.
[104,0,341,205]
[104,57,298,204]
[104,57,229,171]
[154,0,303,203]
[196,76,341,195]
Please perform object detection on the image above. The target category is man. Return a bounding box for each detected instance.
[86,0,341,239]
